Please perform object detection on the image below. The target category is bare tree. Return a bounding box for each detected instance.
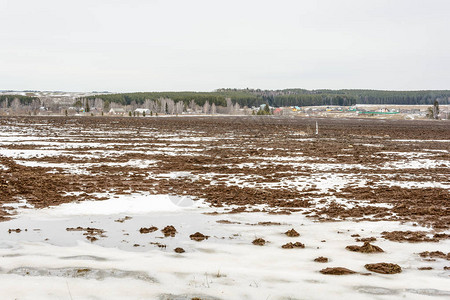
[203,101,210,114]
[226,98,233,114]
[433,100,440,119]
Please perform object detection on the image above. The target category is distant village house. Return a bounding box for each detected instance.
[109,108,126,115]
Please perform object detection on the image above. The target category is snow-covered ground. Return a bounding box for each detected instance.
[0,194,449,300]
[0,118,449,299]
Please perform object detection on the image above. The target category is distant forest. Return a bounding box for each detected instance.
[78,89,450,108]
[2,89,450,109]
[0,95,39,106]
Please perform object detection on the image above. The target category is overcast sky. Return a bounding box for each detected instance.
[0,0,449,92]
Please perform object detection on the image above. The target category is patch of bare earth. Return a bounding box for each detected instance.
[365,263,402,274]
[346,242,384,253]
[320,267,356,275]
[0,116,448,233]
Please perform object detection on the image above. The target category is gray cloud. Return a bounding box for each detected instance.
[0,0,449,91]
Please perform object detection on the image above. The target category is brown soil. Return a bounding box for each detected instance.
[281,242,305,249]
[66,227,105,235]
[189,232,209,241]
[381,231,448,243]
[115,216,132,223]
[66,226,106,242]
[150,242,167,249]
[254,221,282,226]
[419,251,450,260]
[139,226,158,234]
[284,228,300,237]
[161,225,177,237]
[314,256,328,263]
[365,263,402,274]
[8,228,21,233]
[346,242,384,253]
[355,237,377,243]
[252,238,266,246]
[216,220,241,224]
[418,267,433,270]
[86,236,98,242]
[328,186,450,229]
[174,247,185,253]
[320,267,356,275]
[0,116,449,231]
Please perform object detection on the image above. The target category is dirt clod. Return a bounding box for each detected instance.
[365,263,402,274]
[355,237,376,243]
[346,242,384,253]
[161,225,177,237]
[139,226,158,234]
[86,236,98,242]
[189,232,209,241]
[66,227,105,241]
[174,247,185,253]
[256,221,282,226]
[252,238,266,246]
[115,216,132,223]
[419,251,450,260]
[320,267,356,275]
[150,242,167,249]
[314,256,328,263]
[216,220,241,224]
[282,242,305,249]
[284,228,300,237]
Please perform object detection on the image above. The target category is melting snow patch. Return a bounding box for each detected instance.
[23,194,194,217]
[8,267,156,282]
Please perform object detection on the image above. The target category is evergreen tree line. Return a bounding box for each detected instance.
[0,95,40,106]
[339,90,450,105]
[79,92,231,108]
[3,89,450,110]
[78,89,450,108]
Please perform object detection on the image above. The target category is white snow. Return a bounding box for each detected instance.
[1,122,449,299]
[19,193,193,218]
[0,196,448,300]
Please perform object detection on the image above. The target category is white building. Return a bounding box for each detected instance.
[109,108,126,115]
[134,108,150,115]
